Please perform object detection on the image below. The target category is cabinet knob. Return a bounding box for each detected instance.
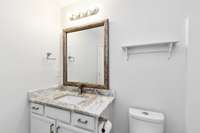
[77,118,88,124]
[56,126,60,133]
[32,106,39,110]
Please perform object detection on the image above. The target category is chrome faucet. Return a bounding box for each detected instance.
[78,84,85,95]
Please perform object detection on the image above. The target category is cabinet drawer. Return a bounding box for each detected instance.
[72,113,95,131]
[45,106,70,123]
[57,122,92,133]
[31,103,44,115]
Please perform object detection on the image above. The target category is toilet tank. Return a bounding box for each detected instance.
[129,108,165,133]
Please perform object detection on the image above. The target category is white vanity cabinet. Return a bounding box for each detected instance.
[30,103,99,133]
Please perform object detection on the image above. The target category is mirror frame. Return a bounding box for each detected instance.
[63,19,109,89]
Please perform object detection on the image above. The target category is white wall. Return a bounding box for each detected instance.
[0,0,60,133]
[185,0,200,132]
[61,0,186,133]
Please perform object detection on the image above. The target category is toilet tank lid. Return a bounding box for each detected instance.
[129,108,165,123]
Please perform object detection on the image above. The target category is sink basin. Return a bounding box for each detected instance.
[56,95,87,105]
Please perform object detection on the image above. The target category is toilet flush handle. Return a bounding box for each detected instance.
[142,112,149,115]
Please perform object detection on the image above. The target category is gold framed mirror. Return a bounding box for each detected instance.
[63,19,109,89]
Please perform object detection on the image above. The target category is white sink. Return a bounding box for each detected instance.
[56,95,87,105]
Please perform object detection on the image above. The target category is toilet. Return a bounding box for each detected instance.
[129,108,165,133]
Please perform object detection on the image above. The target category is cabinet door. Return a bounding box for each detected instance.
[56,122,92,133]
[31,113,55,133]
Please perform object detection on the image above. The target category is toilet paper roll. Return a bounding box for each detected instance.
[98,120,112,133]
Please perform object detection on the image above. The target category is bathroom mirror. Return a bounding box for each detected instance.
[63,19,109,89]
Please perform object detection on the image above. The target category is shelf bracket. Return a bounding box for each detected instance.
[122,47,129,61]
[168,42,175,60]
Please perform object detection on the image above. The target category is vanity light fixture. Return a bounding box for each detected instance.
[69,7,99,21]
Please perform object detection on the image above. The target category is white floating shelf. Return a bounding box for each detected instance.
[121,41,179,61]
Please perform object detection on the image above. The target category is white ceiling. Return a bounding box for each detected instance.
[54,0,78,7]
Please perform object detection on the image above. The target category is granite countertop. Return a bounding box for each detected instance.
[28,86,115,117]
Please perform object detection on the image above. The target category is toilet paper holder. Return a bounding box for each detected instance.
[99,117,112,133]
[99,118,107,133]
